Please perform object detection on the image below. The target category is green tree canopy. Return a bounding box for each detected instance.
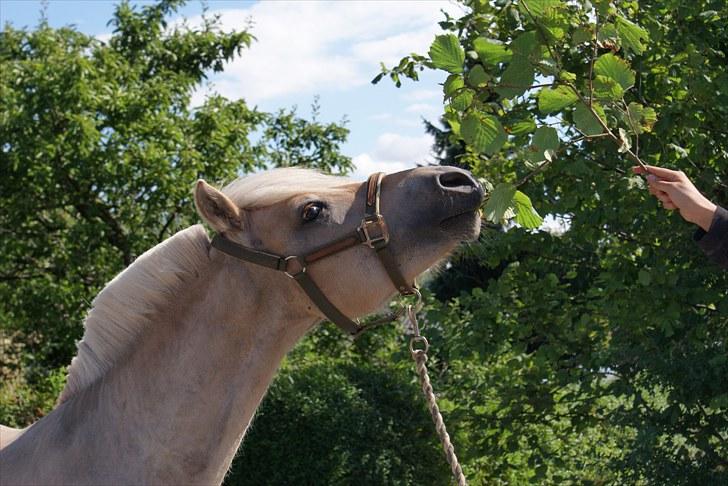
[0,0,351,421]
[3,1,728,484]
[0,3,450,483]
[376,0,728,483]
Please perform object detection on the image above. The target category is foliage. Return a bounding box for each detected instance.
[227,341,451,485]
[3,0,728,484]
[0,0,351,424]
[0,3,448,484]
[377,0,728,483]
[375,0,667,229]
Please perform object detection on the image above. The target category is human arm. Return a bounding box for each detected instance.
[633,165,728,269]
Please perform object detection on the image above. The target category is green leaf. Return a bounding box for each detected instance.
[572,27,592,44]
[520,0,561,18]
[467,65,490,87]
[595,0,615,16]
[623,102,658,134]
[597,23,620,49]
[594,53,635,90]
[461,112,507,155]
[451,89,474,111]
[483,183,516,223]
[532,126,559,151]
[443,74,465,98]
[559,71,577,83]
[638,269,652,286]
[429,34,465,73]
[513,190,543,229]
[641,107,657,132]
[496,57,535,99]
[593,75,625,100]
[511,31,539,58]
[529,126,559,162]
[473,38,512,65]
[573,102,605,136]
[538,85,578,114]
[616,16,649,55]
[511,118,537,136]
[446,117,461,136]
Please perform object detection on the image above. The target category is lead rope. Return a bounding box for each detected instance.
[406,297,467,486]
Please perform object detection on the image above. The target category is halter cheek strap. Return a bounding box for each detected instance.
[210,172,416,336]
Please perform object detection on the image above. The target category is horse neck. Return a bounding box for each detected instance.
[69,258,314,484]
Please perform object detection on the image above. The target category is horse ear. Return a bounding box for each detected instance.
[194,180,243,233]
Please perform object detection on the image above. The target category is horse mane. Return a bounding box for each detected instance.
[59,168,352,404]
[59,225,211,403]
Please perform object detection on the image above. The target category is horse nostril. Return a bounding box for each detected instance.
[437,170,480,192]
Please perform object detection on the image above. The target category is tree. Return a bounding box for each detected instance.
[376,0,728,483]
[0,0,351,424]
[0,3,451,483]
[227,352,452,485]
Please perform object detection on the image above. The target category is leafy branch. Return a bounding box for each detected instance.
[375,0,655,228]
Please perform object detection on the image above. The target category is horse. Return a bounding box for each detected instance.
[0,166,484,485]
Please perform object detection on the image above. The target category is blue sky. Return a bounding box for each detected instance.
[1,0,460,179]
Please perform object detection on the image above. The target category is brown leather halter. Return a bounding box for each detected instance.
[210,172,417,335]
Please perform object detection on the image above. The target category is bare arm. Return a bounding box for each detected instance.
[634,165,728,269]
[632,165,717,231]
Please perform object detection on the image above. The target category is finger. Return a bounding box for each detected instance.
[650,179,677,194]
[656,193,673,206]
[632,166,647,175]
[648,186,669,198]
[662,201,677,210]
[643,165,683,182]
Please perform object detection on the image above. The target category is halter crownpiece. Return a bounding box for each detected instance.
[210,172,417,335]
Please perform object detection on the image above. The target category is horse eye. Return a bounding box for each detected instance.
[302,202,324,222]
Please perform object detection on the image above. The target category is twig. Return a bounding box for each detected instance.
[519,0,648,170]
[498,82,557,90]
[516,159,552,188]
[519,0,563,68]
[565,82,648,169]
[589,15,599,108]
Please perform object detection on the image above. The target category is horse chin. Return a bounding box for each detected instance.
[439,210,481,241]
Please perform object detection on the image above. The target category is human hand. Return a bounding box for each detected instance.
[632,165,717,231]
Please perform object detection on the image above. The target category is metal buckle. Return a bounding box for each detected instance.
[359,215,389,248]
[284,255,306,278]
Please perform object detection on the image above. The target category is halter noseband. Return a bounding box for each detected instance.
[210,172,417,336]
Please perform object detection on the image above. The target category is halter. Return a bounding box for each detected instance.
[210,172,417,336]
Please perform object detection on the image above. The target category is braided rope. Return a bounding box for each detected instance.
[405,300,468,486]
[412,349,467,486]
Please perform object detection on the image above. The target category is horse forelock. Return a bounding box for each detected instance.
[222,167,355,209]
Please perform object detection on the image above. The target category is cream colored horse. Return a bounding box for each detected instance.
[0,166,483,485]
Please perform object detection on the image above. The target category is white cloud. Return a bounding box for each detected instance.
[95,32,112,43]
[352,132,435,179]
[351,153,412,180]
[179,1,458,104]
[402,88,442,102]
[350,29,440,67]
[405,103,440,114]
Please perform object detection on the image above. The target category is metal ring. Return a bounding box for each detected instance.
[400,287,422,308]
[409,336,429,355]
[283,255,306,278]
